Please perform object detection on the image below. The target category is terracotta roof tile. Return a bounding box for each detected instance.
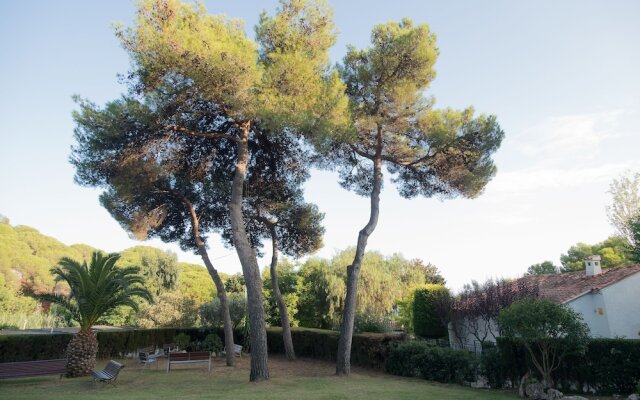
[520,264,640,303]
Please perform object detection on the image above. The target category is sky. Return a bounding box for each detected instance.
[1,1,639,291]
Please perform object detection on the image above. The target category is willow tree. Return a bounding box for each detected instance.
[331,19,505,375]
[105,0,347,381]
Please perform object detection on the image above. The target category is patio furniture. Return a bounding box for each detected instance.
[222,344,243,358]
[138,351,159,369]
[166,352,211,373]
[91,360,125,385]
[0,359,66,380]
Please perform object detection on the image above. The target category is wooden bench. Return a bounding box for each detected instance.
[91,360,125,384]
[166,352,211,373]
[0,359,66,380]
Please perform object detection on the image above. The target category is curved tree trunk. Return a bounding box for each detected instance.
[198,247,235,367]
[229,122,269,382]
[268,224,295,360]
[336,129,383,376]
[178,193,235,367]
[65,328,98,377]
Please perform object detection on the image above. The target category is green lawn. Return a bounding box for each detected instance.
[0,356,517,400]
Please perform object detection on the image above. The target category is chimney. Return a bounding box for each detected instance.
[584,255,602,276]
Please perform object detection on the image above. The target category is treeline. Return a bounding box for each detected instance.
[0,218,213,329]
[0,218,443,332]
[527,235,635,275]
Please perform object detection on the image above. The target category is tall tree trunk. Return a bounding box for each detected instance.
[336,128,383,376]
[229,122,269,382]
[268,223,295,360]
[198,247,235,367]
[179,193,235,367]
[65,328,98,377]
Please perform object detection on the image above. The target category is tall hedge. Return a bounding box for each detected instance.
[0,327,400,369]
[412,284,449,339]
[496,337,640,395]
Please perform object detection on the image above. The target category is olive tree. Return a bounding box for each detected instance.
[498,298,589,388]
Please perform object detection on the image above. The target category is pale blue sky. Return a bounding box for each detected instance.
[1,1,639,290]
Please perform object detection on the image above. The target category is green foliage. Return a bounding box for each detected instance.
[628,213,640,263]
[412,347,478,384]
[412,285,450,339]
[117,0,348,139]
[296,249,443,329]
[176,263,217,307]
[560,236,632,272]
[174,333,191,350]
[385,341,477,383]
[40,252,152,329]
[224,273,246,294]
[136,290,198,328]
[479,346,510,389]
[266,327,400,369]
[497,337,640,395]
[499,299,589,386]
[353,311,392,334]
[262,260,300,327]
[607,171,640,245]
[526,261,558,275]
[0,222,93,295]
[118,246,179,297]
[199,293,247,330]
[201,333,223,354]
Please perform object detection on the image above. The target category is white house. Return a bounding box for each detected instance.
[449,258,640,352]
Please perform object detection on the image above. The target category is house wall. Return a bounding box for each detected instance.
[566,291,611,337]
[600,271,640,339]
[448,317,499,353]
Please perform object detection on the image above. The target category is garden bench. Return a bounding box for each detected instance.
[91,360,125,385]
[222,344,243,358]
[166,351,211,373]
[0,359,66,380]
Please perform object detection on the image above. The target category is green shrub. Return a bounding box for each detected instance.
[412,285,450,339]
[354,311,392,334]
[174,333,191,350]
[385,341,434,376]
[385,340,477,383]
[412,346,477,383]
[266,327,401,369]
[480,346,509,388]
[497,337,640,395]
[201,334,223,354]
[0,327,243,362]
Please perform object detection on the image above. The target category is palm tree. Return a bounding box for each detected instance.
[40,251,152,377]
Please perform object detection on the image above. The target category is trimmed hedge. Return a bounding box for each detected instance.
[496,337,640,395]
[0,327,400,369]
[267,327,401,369]
[412,285,448,339]
[0,327,242,362]
[385,341,477,384]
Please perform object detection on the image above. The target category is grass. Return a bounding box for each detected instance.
[0,355,518,400]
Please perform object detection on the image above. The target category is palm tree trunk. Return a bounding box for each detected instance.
[229,122,269,382]
[65,328,98,377]
[336,129,383,376]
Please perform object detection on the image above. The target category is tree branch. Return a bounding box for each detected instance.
[164,124,240,142]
